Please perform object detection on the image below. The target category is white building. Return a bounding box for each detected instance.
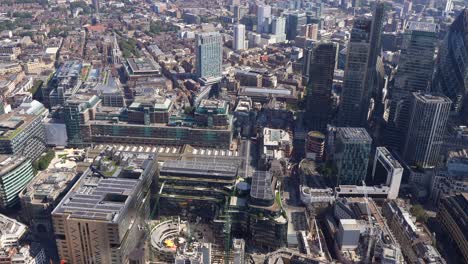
[0,214,27,248]
[337,219,362,250]
[233,24,246,51]
[372,147,403,199]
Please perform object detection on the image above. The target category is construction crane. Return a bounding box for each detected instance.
[362,180,374,264]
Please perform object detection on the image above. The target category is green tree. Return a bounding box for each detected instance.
[411,204,428,223]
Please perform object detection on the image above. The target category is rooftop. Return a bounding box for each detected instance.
[0,155,28,176]
[0,214,27,241]
[336,127,372,143]
[160,160,237,179]
[0,112,38,140]
[406,21,438,33]
[126,57,161,73]
[250,171,274,202]
[52,151,156,222]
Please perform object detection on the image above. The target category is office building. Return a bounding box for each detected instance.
[52,150,158,264]
[196,32,223,83]
[63,94,101,146]
[0,155,34,209]
[124,57,162,81]
[257,4,271,33]
[437,193,468,264]
[403,92,451,169]
[286,11,307,41]
[305,131,325,161]
[20,168,79,237]
[371,147,403,199]
[271,16,286,42]
[304,42,338,131]
[387,22,438,149]
[433,10,468,117]
[365,1,385,96]
[337,219,362,250]
[233,24,246,51]
[333,127,372,185]
[338,17,372,127]
[158,160,238,218]
[0,112,46,161]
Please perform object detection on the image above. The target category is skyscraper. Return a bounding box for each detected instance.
[305,42,338,132]
[365,1,385,100]
[403,92,451,168]
[386,21,438,149]
[257,4,271,33]
[338,17,372,127]
[271,16,286,42]
[333,127,372,185]
[433,9,468,117]
[233,24,246,51]
[286,11,307,41]
[196,32,223,82]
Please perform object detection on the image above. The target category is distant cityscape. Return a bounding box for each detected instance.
[0,0,467,264]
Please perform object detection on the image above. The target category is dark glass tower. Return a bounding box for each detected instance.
[433,9,468,119]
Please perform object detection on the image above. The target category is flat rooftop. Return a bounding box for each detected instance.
[126,57,161,73]
[406,21,438,33]
[160,160,237,178]
[52,151,156,222]
[0,213,27,238]
[337,127,372,143]
[413,92,452,104]
[0,112,37,139]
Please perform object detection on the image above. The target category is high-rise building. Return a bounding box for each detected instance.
[196,32,223,82]
[233,24,246,51]
[0,155,34,209]
[338,17,372,127]
[333,127,372,185]
[257,4,271,33]
[339,2,385,128]
[386,21,438,150]
[52,150,158,264]
[365,1,385,103]
[433,9,468,117]
[271,16,286,42]
[304,42,338,131]
[0,112,46,161]
[393,21,438,104]
[371,147,403,199]
[403,92,451,168]
[437,193,468,264]
[286,11,307,41]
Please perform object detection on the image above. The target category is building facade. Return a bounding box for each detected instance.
[338,18,372,127]
[233,24,246,51]
[52,150,158,264]
[304,42,338,132]
[0,155,34,209]
[0,112,46,161]
[333,127,372,185]
[196,32,223,82]
[433,9,468,117]
[403,92,451,168]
